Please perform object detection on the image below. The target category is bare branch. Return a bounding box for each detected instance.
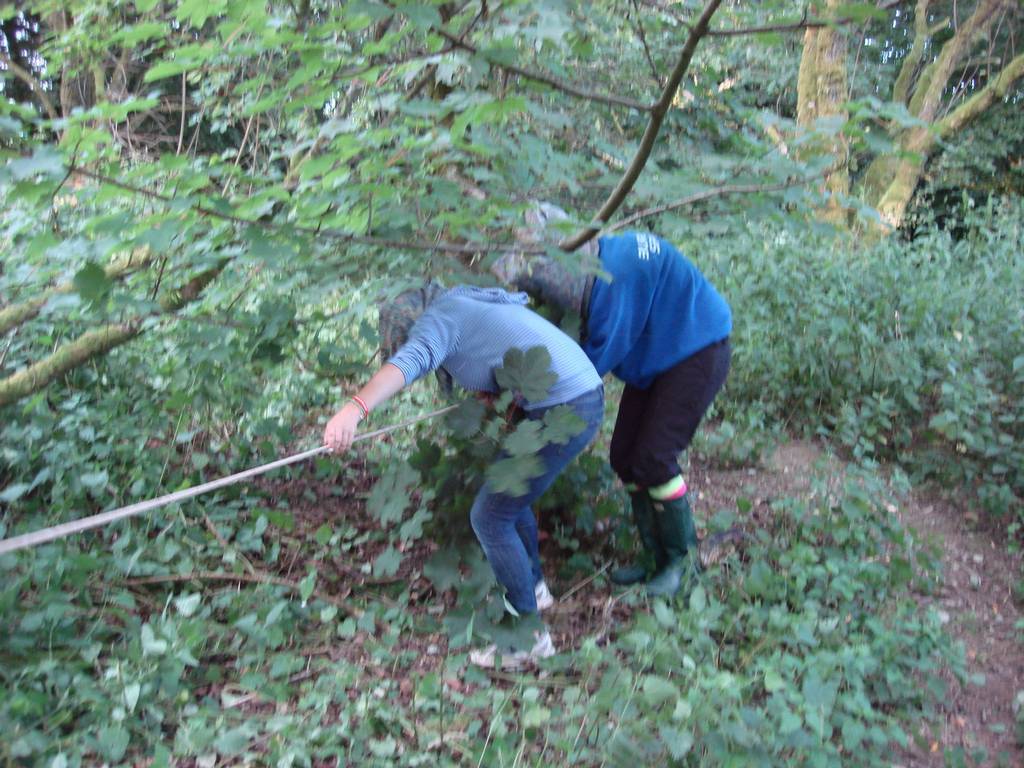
[638,0,908,38]
[431,28,652,111]
[630,0,664,87]
[606,173,828,232]
[0,53,59,121]
[559,0,724,252]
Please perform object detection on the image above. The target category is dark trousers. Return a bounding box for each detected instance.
[609,338,731,488]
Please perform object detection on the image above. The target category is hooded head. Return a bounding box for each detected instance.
[491,202,597,316]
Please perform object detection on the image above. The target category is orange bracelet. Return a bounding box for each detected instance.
[350,395,369,420]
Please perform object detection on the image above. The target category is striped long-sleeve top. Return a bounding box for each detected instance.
[387,286,601,411]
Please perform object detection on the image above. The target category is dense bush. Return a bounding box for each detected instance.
[688,197,1024,523]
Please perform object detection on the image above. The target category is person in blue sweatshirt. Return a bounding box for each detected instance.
[494,203,732,597]
[323,283,604,667]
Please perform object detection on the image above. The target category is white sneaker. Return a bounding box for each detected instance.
[535,580,555,611]
[469,629,557,670]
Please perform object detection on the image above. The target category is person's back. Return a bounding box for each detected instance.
[388,286,601,410]
[584,233,732,388]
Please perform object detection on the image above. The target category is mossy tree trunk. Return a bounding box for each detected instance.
[796,0,850,225]
[796,0,1021,231]
[0,263,224,408]
[866,0,1019,228]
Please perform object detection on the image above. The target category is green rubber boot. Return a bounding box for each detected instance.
[645,493,701,598]
[610,492,666,585]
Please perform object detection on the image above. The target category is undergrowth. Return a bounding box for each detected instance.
[3,204,1018,764]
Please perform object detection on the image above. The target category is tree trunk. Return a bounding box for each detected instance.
[46,10,96,119]
[796,0,849,224]
[0,263,223,408]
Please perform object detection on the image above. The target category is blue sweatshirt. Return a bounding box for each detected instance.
[388,286,601,411]
[584,233,732,389]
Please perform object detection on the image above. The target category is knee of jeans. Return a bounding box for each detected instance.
[469,494,501,542]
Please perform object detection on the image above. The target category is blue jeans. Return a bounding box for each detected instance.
[469,386,604,615]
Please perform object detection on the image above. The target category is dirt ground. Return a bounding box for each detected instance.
[693,441,1023,768]
[253,438,1023,766]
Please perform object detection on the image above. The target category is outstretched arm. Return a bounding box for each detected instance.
[323,363,407,452]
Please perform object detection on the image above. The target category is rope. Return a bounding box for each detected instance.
[0,404,459,556]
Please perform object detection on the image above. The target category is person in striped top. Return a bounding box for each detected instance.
[323,283,604,669]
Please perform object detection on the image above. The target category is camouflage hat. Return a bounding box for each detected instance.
[378,281,454,393]
[378,281,446,361]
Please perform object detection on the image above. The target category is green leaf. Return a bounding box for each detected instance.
[642,675,679,708]
[0,115,21,137]
[72,263,113,304]
[175,0,227,27]
[143,59,192,83]
[262,508,294,532]
[486,454,543,496]
[451,96,527,143]
[658,725,694,760]
[114,21,168,46]
[523,705,551,728]
[764,667,786,693]
[396,2,441,30]
[7,147,65,180]
[98,725,130,762]
[653,599,676,629]
[213,724,256,755]
[140,623,167,655]
[314,524,333,545]
[834,2,889,22]
[503,420,545,456]
[366,461,417,525]
[173,593,201,617]
[373,546,402,578]
[0,483,30,503]
[423,549,461,591]
[842,718,866,749]
[802,671,838,712]
[123,683,141,712]
[494,346,558,403]
[541,405,585,445]
[689,584,707,612]
[778,707,802,734]
[80,470,109,490]
[298,570,316,604]
[447,399,485,438]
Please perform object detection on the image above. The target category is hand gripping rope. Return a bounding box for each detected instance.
[0,404,458,556]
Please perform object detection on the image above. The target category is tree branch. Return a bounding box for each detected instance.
[0,248,154,336]
[68,166,528,255]
[630,0,664,87]
[0,53,59,121]
[606,172,828,232]
[559,0,724,252]
[0,263,223,408]
[431,28,652,111]
[893,0,932,105]
[638,0,907,37]
[935,51,1024,140]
